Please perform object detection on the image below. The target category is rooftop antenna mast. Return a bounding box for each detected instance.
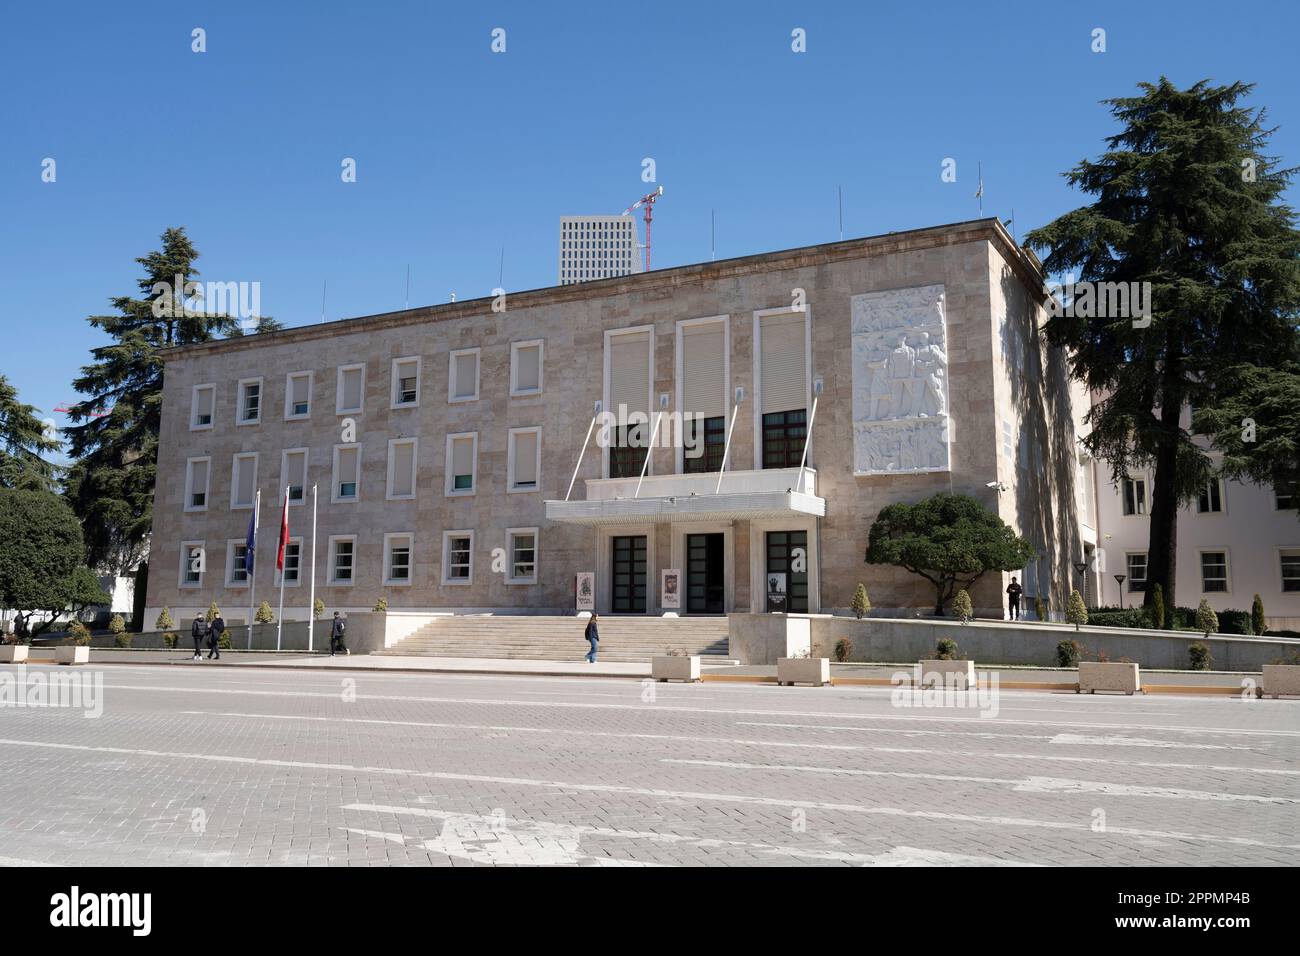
[320,279,327,324]
[405,264,410,310]
[499,244,505,288]
[838,185,843,241]
[710,208,715,261]
[619,185,664,272]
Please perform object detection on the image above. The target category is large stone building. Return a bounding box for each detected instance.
[144,219,1088,626]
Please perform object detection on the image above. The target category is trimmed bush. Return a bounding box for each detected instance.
[373,596,389,613]
[1188,641,1212,670]
[951,590,973,624]
[68,620,91,645]
[1066,590,1088,630]
[935,637,958,660]
[155,607,176,631]
[205,602,221,623]
[1055,639,1081,667]
[254,601,274,624]
[108,614,126,636]
[1034,597,1048,622]
[1086,608,1151,629]
[162,633,178,649]
[1251,594,1265,636]
[114,631,132,648]
[1216,609,1252,635]
[833,637,853,663]
[1195,599,1219,638]
[313,598,325,619]
[851,584,870,620]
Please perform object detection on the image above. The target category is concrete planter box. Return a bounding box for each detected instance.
[1261,664,1300,699]
[1078,661,1141,695]
[0,645,30,663]
[777,657,830,687]
[652,656,701,682]
[918,659,975,690]
[55,645,90,665]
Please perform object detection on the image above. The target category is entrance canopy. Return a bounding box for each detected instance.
[545,467,825,526]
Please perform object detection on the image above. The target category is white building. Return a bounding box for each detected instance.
[558,215,642,285]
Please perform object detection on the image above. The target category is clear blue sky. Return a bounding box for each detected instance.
[2,0,1296,454]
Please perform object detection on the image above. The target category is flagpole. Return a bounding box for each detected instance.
[247,488,260,649]
[276,485,289,651]
[307,483,318,653]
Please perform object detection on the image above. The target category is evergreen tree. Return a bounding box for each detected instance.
[0,375,59,491]
[64,227,278,573]
[1025,79,1300,609]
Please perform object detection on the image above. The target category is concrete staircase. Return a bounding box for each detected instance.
[376,615,733,663]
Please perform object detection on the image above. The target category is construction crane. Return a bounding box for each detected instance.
[619,185,664,272]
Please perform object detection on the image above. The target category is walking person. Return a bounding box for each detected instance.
[330,612,347,656]
[208,613,225,660]
[1006,576,1023,621]
[583,612,599,664]
[190,615,208,660]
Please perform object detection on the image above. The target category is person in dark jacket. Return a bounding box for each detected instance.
[1006,577,1023,621]
[190,616,208,660]
[208,614,225,660]
[584,613,599,663]
[330,612,347,656]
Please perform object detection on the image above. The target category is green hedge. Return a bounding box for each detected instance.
[1086,605,1256,635]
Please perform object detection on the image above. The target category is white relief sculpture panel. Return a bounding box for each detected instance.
[851,284,951,474]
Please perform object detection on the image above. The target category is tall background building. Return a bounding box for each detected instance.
[559,215,642,285]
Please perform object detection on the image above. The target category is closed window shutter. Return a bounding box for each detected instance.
[236,457,256,504]
[193,460,208,492]
[287,452,305,486]
[392,442,415,496]
[338,447,358,485]
[515,346,541,391]
[453,353,477,399]
[514,432,538,485]
[452,437,473,477]
[682,322,726,419]
[341,369,362,409]
[291,375,308,405]
[760,314,807,414]
[609,331,650,421]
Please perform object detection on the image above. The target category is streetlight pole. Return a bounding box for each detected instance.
[1113,574,1127,610]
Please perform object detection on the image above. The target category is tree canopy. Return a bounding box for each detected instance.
[0,374,59,492]
[865,493,1035,614]
[0,487,96,635]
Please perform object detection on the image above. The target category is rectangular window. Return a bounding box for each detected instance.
[680,319,727,422]
[1275,482,1297,511]
[762,409,807,470]
[225,540,250,587]
[185,457,210,511]
[1125,553,1147,593]
[329,536,356,585]
[449,348,480,402]
[1122,478,1146,516]
[442,531,473,585]
[276,539,302,587]
[510,340,544,396]
[387,438,417,499]
[446,433,477,496]
[508,428,540,492]
[1197,478,1223,514]
[180,541,205,587]
[191,384,216,430]
[1282,550,1300,593]
[281,448,308,505]
[1200,551,1228,593]
[758,310,807,421]
[384,533,413,585]
[337,364,365,414]
[285,371,312,419]
[1001,419,1014,462]
[333,444,360,502]
[606,328,652,478]
[391,356,421,408]
[506,528,538,584]
[237,377,262,425]
[683,415,726,474]
[231,453,258,509]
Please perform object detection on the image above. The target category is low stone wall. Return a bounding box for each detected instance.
[728,613,1300,671]
[36,613,388,655]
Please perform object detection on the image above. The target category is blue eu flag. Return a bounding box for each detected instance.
[244,511,256,573]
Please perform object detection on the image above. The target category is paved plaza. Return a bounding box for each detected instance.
[0,662,1296,866]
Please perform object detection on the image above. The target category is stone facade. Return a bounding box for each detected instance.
[144,219,1085,625]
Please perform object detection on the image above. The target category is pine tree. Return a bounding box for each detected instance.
[1251,594,1266,636]
[0,375,59,491]
[1151,583,1166,630]
[63,227,280,573]
[255,601,274,624]
[952,589,973,624]
[851,584,871,619]
[1196,599,1219,638]
[1066,590,1088,631]
[1026,79,1300,609]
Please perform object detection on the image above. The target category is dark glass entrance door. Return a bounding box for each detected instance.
[765,530,809,613]
[611,535,647,612]
[686,533,724,614]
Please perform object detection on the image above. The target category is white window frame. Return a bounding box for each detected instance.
[184,456,211,513]
[383,532,415,587]
[179,540,206,589]
[391,356,422,409]
[275,537,304,588]
[190,383,216,431]
[280,447,309,507]
[1196,476,1225,514]
[1280,548,1300,594]
[507,426,542,494]
[1122,476,1147,516]
[225,539,251,589]
[236,376,263,426]
[332,444,361,503]
[448,347,481,403]
[750,306,813,471]
[230,452,259,510]
[1124,552,1148,593]
[674,316,731,474]
[386,437,418,500]
[602,324,656,479]
[445,432,478,497]
[509,339,545,397]
[336,363,366,415]
[284,371,313,420]
[441,530,475,586]
[1199,548,1230,594]
[328,534,358,586]
[505,527,539,585]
